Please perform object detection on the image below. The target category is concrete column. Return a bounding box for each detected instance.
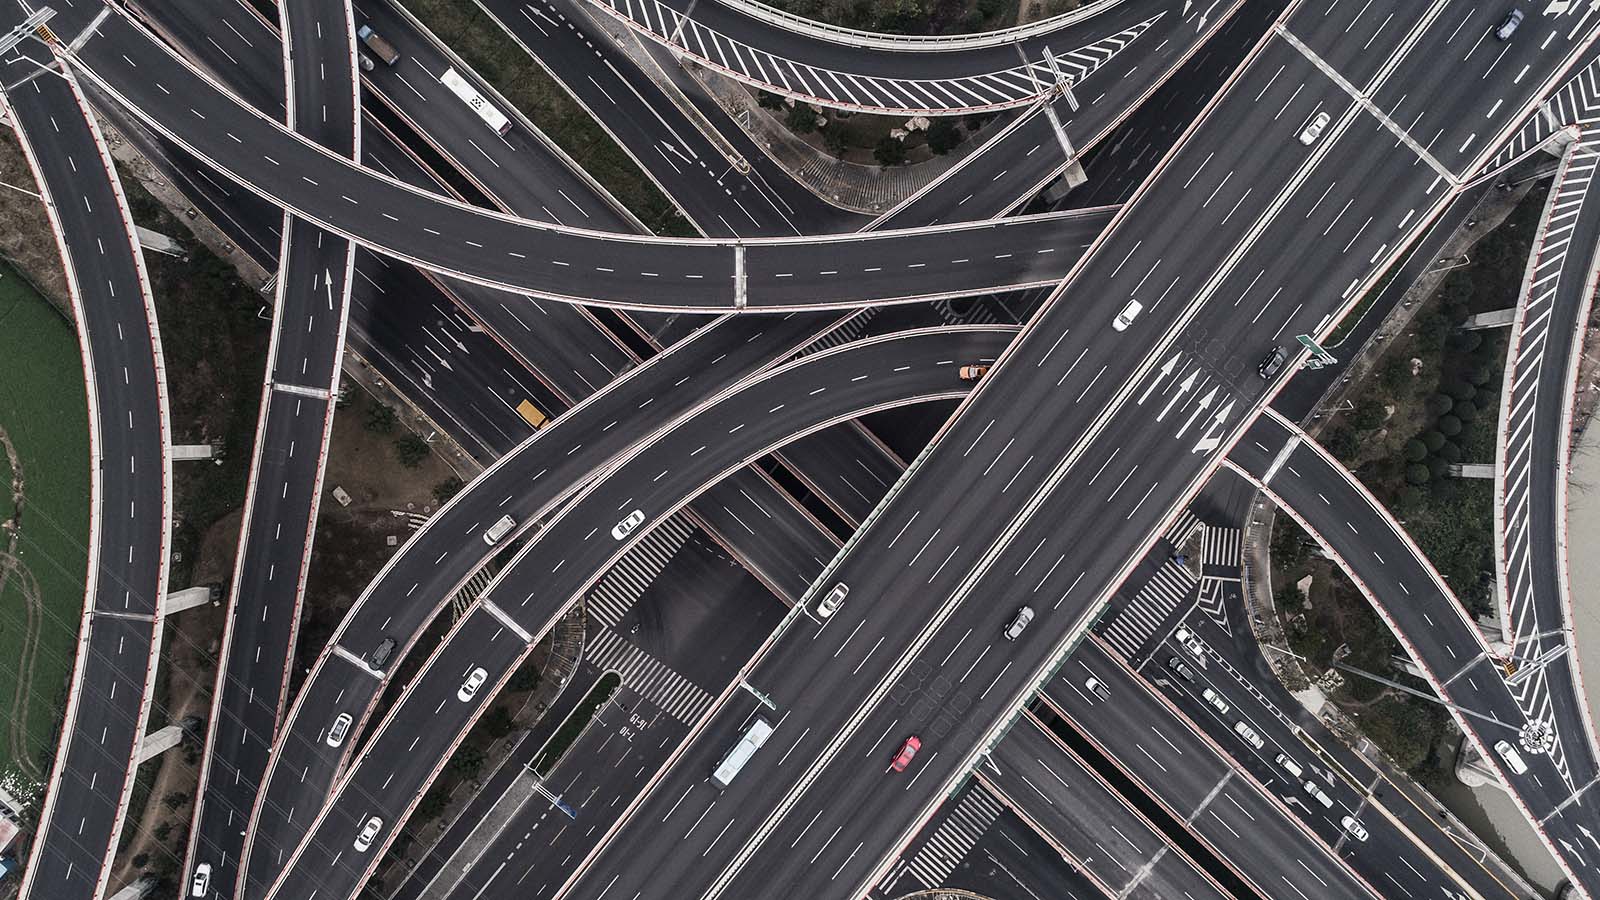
[136,724,184,764]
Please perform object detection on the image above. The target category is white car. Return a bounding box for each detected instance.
[1341,815,1369,841]
[458,666,489,702]
[611,509,646,540]
[817,582,848,618]
[190,863,213,897]
[354,815,383,851]
[1174,626,1206,663]
[1201,687,1230,715]
[326,712,353,748]
[1112,299,1143,331]
[1299,111,1331,145]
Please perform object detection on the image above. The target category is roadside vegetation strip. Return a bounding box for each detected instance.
[534,671,622,776]
[397,0,694,237]
[0,262,91,790]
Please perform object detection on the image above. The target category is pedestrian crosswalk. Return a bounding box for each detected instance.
[800,308,880,356]
[1096,558,1199,661]
[881,785,1002,892]
[585,513,694,629]
[1165,508,1203,548]
[1201,526,1241,573]
[585,626,714,724]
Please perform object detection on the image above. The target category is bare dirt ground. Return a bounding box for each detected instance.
[0,129,68,311]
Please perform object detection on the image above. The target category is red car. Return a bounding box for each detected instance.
[891,736,922,772]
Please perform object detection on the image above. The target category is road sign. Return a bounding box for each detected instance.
[1295,334,1337,370]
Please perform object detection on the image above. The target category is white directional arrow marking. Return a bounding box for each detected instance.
[1138,354,1181,405]
[1156,369,1197,422]
[1176,385,1217,438]
[324,269,335,309]
[1560,837,1587,866]
[1191,398,1235,454]
[1581,824,1600,852]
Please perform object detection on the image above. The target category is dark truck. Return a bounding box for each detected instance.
[356,25,399,66]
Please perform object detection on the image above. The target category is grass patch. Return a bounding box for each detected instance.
[534,671,620,776]
[397,0,693,236]
[0,261,91,798]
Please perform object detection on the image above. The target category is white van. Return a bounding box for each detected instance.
[1494,739,1529,775]
[1274,753,1304,778]
[1303,780,1334,808]
[483,514,516,545]
[1233,720,1264,750]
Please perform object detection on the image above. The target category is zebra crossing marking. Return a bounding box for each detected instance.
[881,786,1002,892]
[1096,558,1199,661]
[586,627,713,724]
[586,514,694,628]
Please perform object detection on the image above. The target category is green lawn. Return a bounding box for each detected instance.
[0,261,90,801]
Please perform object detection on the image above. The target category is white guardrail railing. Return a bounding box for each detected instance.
[710,0,1124,51]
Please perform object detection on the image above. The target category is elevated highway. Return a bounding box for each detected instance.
[246,325,1014,900]
[1,22,173,900]
[181,1,361,896]
[1228,409,1600,895]
[65,6,1114,311]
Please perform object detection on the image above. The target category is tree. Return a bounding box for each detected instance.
[1423,430,1447,452]
[1450,329,1484,353]
[364,402,398,434]
[824,127,848,159]
[394,434,430,468]
[1452,399,1478,421]
[1437,415,1462,437]
[926,118,961,154]
[433,476,464,505]
[757,90,786,110]
[1349,397,1387,431]
[1403,439,1428,462]
[785,103,819,134]
[873,135,908,166]
[1406,463,1432,484]
[1425,394,1453,417]
[1443,379,1476,401]
[1437,441,1463,463]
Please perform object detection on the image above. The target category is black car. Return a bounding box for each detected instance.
[370,636,397,668]
[1257,346,1287,379]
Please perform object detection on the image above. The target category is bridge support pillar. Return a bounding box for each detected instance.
[170,443,215,461]
[164,585,218,615]
[135,724,184,764]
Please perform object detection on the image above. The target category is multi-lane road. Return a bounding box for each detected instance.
[14,0,1600,899]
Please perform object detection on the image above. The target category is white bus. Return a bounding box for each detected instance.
[710,716,773,789]
[440,67,512,136]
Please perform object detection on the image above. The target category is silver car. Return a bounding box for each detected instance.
[1004,606,1035,640]
[817,583,848,619]
[354,815,383,851]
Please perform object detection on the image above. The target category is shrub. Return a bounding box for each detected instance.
[757,91,785,110]
[785,103,819,134]
[1427,457,1449,479]
[433,476,464,505]
[873,135,908,166]
[1444,379,1476,401]
[926,118,961,155]
[1469,361,1497,386]
[1404,440,1428,462]
[1380,355,1412,393]
[825,127,848,158]
[1437,441,1463,463]
[1452,399,1478,421]
[1437,415,1462,437]
[1425,395,1453,417]
[1451,330,1484,353]
[394,434,430,468]
[1423,431,1447,452]
[1406,463,1432,484]
[1349,398,1387,431]
[364,402,398,434]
